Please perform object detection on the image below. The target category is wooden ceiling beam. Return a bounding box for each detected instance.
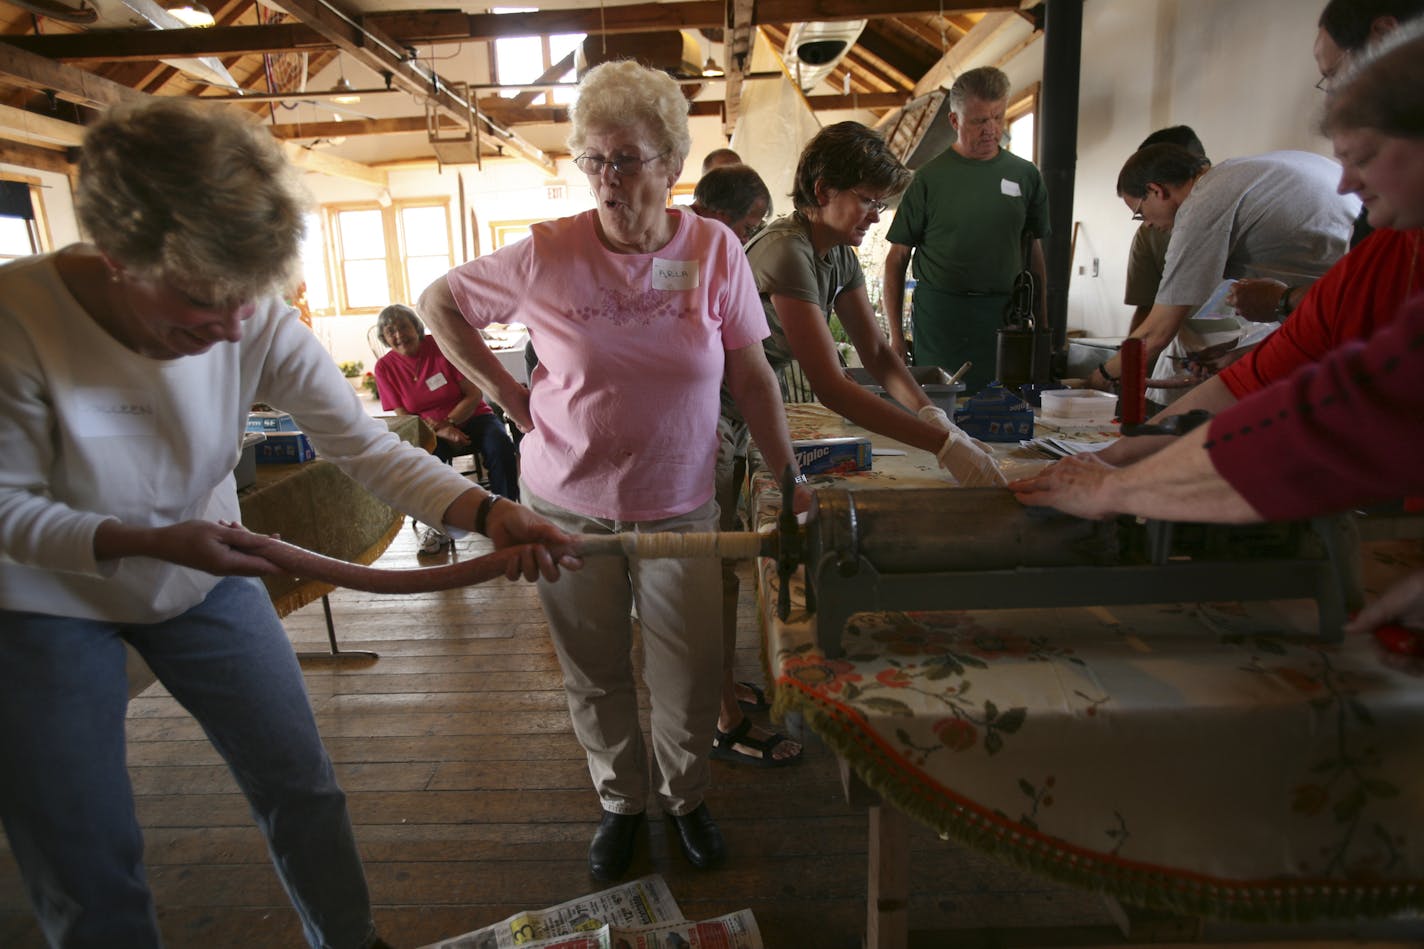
[856,22,936,88]
[0,137,75,177]
[0,42,147,110]
[265,0,553,173]
[266,87,904,140]
[0,41,386,187]
[755,0,1023,22]
[1,0,1028,62]
[0,101,86,147]
[0,24,330,63]
[913,11,1019,97]
[721,0,757,139]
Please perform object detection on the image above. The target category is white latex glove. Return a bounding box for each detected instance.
[918,405,1007,487]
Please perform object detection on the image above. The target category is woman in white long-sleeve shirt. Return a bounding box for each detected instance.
[0,98,576,949]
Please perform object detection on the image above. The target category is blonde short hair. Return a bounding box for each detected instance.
[76,98,310,306]
[568,60,691,168]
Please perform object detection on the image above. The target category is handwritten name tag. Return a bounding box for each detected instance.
[651,258,699,291]
[1000,178,1022,197]
[426,371,448,391]
[71,387,159,438]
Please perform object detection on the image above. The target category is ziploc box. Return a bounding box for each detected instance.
[255,431,316,464]
[246,410,301,433]
[954,382,1034,442]
[793,436,873,476]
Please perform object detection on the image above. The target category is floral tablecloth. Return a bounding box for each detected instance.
[754,403,1424,922]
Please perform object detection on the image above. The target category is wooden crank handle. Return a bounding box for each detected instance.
[255,536,537,593]
[573,532,768,560]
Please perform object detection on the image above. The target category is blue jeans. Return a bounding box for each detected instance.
[0,578,374,949]
[435,412,521,501]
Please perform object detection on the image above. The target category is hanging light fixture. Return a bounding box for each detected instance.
[167,0,215,27]
[330,57,361,104]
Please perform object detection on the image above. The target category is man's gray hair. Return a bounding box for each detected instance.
[948,66,1012,110]
[568,59,691,169]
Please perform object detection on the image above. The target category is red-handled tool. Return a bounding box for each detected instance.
[1374,623,1424,657]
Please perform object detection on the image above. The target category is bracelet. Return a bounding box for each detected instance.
[474,493,502,535]
[793,473,809,485]
[1275,286,1298,319]
[1097,362,1118,383]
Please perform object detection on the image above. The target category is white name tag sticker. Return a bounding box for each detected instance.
[71,387,159,438]
[1000,178,1022,197]
[651,258,700,291]
[426,371,448,391]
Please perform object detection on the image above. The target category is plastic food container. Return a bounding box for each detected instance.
[1040,389,1119,422]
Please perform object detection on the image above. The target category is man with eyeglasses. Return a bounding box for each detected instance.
[883,66,1049,395]
[1088,143,1358,397]
[1122,127,1209,333]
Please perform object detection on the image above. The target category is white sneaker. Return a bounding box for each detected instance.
[416,525,451,555]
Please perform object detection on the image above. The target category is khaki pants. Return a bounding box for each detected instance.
[524,486,722,817]
[713,415,751,676]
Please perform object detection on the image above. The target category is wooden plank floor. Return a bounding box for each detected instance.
[3,518,1420,948]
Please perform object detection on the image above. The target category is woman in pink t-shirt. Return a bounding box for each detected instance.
[372,304,519,554]
[418,60,805,883]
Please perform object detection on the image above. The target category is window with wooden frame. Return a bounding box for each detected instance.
[1007,82,1041,166]
[670,182,695,207]
[489,8,583,106]
[319,199,454,314]
[0,175,52,263]
[489,218,544,250]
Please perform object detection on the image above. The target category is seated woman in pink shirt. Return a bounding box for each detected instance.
[372,304,519,553]
[418,60,804,884]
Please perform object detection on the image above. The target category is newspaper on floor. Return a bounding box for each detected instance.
[419,875,683,949]
[491,909,763,949]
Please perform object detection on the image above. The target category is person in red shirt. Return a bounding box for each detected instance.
[373,304,519,553]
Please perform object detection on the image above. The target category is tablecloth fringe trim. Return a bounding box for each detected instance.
[772,678,1424,924]
[267,515,404,618]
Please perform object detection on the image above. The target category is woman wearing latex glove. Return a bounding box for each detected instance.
[918,404,1008,486]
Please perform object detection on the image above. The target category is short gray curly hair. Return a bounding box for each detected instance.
[76,98,310,306]
[568,60,691,169]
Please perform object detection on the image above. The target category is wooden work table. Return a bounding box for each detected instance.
[751,403,1424,947]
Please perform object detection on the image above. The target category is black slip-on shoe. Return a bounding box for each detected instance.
[668,803,726,869]
[589,809,644,882]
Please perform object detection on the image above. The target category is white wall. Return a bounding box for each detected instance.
[1033,0,1334,339]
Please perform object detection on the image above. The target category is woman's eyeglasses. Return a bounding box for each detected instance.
[850,190,889,214]
[573,151,668,177]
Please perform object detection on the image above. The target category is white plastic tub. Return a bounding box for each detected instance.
[1040,389,1118,422]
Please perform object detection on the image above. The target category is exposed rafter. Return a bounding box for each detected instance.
[0,42,386,187]
[262,0,553,173]
[0,0,1028,61]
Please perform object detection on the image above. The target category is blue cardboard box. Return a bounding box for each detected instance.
[954,382,1034,442]
[246,410,301,433]
[255,431,316,464]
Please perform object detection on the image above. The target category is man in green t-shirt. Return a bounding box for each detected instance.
[883,66,1049,394]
